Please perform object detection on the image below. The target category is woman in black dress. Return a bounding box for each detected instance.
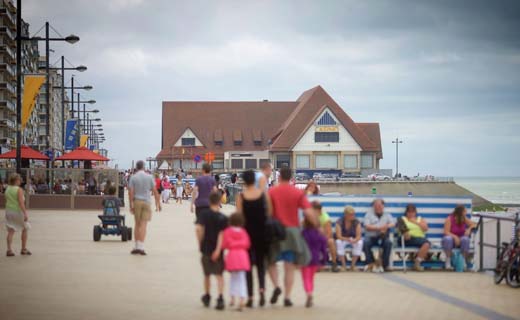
[236,170,272,308]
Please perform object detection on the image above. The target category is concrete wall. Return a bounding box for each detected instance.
[318,181,490,207]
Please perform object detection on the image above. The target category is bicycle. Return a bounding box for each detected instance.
[495,219,520,288]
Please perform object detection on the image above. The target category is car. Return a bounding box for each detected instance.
[295,173,311,182]
[368,173,392,181]
[337,173,361,181]
[315,173,338,182]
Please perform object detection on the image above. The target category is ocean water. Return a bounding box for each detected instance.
[455,177,520,204]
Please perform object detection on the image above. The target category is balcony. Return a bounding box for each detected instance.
[0,81,15,97]
[0,63,15,79]
[0,118,15,129]
[0,99,15,113]
[0,26,15,41]
[0,8,15,29]
[0,44,15,63]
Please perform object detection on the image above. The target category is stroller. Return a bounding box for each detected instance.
[93,197,132,242]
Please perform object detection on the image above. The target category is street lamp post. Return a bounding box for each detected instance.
[15,9,81,172]
[392,137,403,178]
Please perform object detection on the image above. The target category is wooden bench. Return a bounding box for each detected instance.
[309,195,474,270]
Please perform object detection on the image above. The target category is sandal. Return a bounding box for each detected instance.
[6,250,15,257]
[20,249,32,256]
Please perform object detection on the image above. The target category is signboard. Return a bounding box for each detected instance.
[315,126,339,132]
[204,152,215,163]
[65,119,79,150]
[194,154,202,163]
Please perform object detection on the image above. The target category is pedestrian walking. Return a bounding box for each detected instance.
[222,213,251,311]
[128,160,161,255]
[235,170,272,308]
[301,212,328,308]
[161,177,171,204]
[175,174,184,204]
[196,191,228,310]
[4,173,31,257]
[267,167,316,307]
[191,163,217,220]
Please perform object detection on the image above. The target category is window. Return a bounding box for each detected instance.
[315,154,338,169]
[344,155,358,169]
[234,141,242,146]
[231,159,243,169]
[259,159,271,167]
[316,111,337,126]
[215,141,223,146]
[275,154,290,169]
[361,154,374,169]
[296,155,310,169]
[315,132,339,143]
[181,138,195,146]
[212,160,224,169]
[245,159,257,169]
[254,141,262,146]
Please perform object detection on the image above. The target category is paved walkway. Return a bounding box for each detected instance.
[0,200,519,320]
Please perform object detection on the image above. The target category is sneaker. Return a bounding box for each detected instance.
[201,294,211,307]
[331,264,340,273]
[363,265,373,272]
[413,261,424,272]
[372,266,384,273]
[215,296,225,310]
[283,298,293,307]
[270,287,282,304]
[245,298,253,308]
[305,296,313,308]
[139,250,147,256]
[445,260,453,271]
[130,249,140,255]
[259,292,265,307]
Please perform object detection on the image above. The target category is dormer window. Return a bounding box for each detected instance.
[214,129,223,146]
[233,129,242,146]
[316,111,337,126]
[181,138,195,146]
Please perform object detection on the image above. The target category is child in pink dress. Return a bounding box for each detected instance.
[222,213,251,311]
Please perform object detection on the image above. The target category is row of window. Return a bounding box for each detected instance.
[181,138,262,147]
[295,154,374,169]
[231,158,270,170]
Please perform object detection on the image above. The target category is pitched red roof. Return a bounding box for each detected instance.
[0,145,49,160]
[157,86,382,159]
[158,101,298,158]
[357,123,383,159]
[270,86,378,151]
[56,147,109,161]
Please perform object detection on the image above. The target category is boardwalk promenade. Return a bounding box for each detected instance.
[0,201,518,320]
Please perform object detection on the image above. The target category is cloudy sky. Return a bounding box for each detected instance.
[23,0,520,176]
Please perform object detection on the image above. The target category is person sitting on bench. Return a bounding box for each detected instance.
[401,204,430,271]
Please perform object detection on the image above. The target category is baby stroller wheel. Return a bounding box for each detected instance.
[93,225,102,242]
[120,226,128,242]
[127,227,133,241]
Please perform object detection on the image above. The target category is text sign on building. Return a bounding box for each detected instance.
[315,126,339,132]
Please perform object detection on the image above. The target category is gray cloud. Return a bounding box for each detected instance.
[21,0,520,176]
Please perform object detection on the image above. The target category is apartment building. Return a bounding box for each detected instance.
[0,0,44,153]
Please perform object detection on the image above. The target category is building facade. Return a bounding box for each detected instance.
[38,56,68,155]
[0,0,42,153]
[157,86,382,174]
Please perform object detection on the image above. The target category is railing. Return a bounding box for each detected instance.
[473,211,520,271]
[225,184,243,206]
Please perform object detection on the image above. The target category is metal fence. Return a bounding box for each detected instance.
[0,168,121,209]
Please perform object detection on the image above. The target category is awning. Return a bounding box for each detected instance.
[0,145,49,160]
[56,147,109,161]
[232,129,242,142]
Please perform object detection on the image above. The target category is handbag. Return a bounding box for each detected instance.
[265,217,286,242]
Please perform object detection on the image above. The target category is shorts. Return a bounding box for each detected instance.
[133,200,152,222]
[201,254,224,276]
[404,237,430,247]
[195,206,208,222]
[277,250,296,263]
[176,187,183,198]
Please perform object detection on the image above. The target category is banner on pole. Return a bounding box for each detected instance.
[65,119,79,151]
[21,75,46,129]
[80,135,89,147]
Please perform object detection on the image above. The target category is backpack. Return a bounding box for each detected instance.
[103,198,119,216]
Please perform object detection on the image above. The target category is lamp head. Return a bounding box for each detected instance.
[83,85,93,91]
[76,65,87,72]
[65,35,80,44]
